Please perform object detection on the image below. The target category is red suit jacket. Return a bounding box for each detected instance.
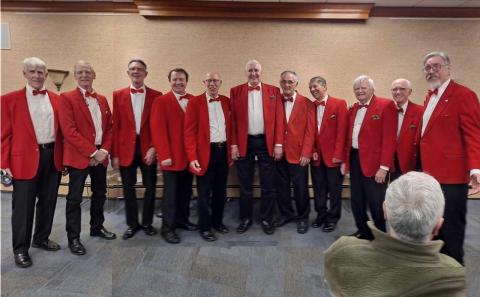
[59,88,113,169]
[396,101,423,173]
[1,88,63,179]
[282,93,316,164]
[184,93,232,176]
[420,80,480,184]
[312,96,348,168]
[111,86,162,167]
[150,91,194,171]
[230,83,283,157]
[345,95,397,177]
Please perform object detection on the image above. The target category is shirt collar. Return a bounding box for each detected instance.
[173,91,187,100]
[358,95,373,107]
[397,100,409,112]
[77,86,95,97]
[284,91,297,101]
[321,94,328,104]
[206,92,219,101]
[130,84,146,92]
[26,84,46,95]
[248,82,262,89]
[436,78,451,99]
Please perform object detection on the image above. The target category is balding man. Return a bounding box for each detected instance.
[419,51,480,264]
[1,57,63,268]
[59,61,116,256]
[230,60,283,235]
[344,75,397,240]
[184,72,232,242]
[390,78,423,181]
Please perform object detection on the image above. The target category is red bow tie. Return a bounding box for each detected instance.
[283,97,293,103]
[248,86,261,92]
[32,89,47,96]
[359,104,368,109]
[397,107,404,113]
[427,89,438,97]
[315,100,326,107]
[85,91,97,99]
[179,96,189,101]
[209,97,221,103]
[130,88,144,94]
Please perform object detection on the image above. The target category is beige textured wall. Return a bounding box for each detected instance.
[1,13,479,103]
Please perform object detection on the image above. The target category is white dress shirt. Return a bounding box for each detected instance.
[397,100,408,139]
[421,78,450,136]
[316,94,329,134]
[78,86,103,146]
[352,97,372,149]
[26,84,55,144]
[130,85,146,135]
[284,91,297,123]
[206,93,226,143]
[247,83,265,135]
[174,91,188,112]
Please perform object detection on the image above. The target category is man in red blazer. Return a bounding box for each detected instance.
[112,59,162,240]
[390,78,423,181]
[345,75,397,240]
[308,76,348,233]
[150,68,198,244]
[419,51,480,265]
[230,60,283,235]
[274,71,315,234]
[1,57,63,268]
[184,72,232,242]
[59,60,116,256]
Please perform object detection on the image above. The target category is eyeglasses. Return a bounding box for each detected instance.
[205,79,221,84]
[391,87,408,92]
[423,63,447,73]
[281,80,296,85]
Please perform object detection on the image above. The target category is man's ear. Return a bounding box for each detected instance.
[432,217,444,238]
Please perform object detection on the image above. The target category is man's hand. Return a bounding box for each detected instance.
[89,158,99,167]
[468,173,480,196]
[144,147,156,166]
[299,156,310,167]
[340,162,346,176]
[189,160,202,173]
[94,150,108,163]
[111,157,120,170]
[231,146,240,161]
[3,168,13,178]
[375,168,388,184]
[274,146,283,161]
[160,158,173,166]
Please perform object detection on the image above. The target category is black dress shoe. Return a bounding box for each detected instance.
[297,220,309,234]
[31,239,61,251]
[155,210,163,218]
[177,222,199,231]
[14,252,32,268]
[143,225,157,236]
[236,219,252,234]
[273,216,294,227]
[200,230,217,242]
[213,224,229,234]
[122,226,141,240]
[68,238,86,255]
[90,227,117,240]
[161,230,180,244]
[311,219,325,229]
[322,222,336,233]
[261,220,275,235]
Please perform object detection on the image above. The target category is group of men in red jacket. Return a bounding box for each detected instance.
[2,51,479,269]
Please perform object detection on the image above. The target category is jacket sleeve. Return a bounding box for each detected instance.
[459,90,480,170]
[150,97,172,162]
[100,97,113,153]
[1,96,11,169]
[333,100,349,161]
[229,88,238,146]
[274,89,285,146]
[111,92,120,158]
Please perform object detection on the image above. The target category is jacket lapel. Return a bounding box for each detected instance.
[140,87,152,130]
[123,88,136,128]
[76,88,95,131]
[319,98,332,136]
[18,88,37,140]
[422,81,454,137]
[47,90,59,137]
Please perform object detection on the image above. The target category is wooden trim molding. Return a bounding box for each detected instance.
[1,1,138,14]
[134,1,373,20]
[371,7,480,18]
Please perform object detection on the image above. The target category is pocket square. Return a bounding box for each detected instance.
[371,115,380,120]
[329,114,336,119]
[269,95,276,100]
[409,124,416,129]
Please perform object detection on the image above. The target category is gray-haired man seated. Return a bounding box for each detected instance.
[324,171,465,297]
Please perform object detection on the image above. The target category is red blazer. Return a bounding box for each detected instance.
[150,91,193,171]
[396,101,423,174]
[111,86,162,167]
[230,83,283,157]
[1,88,63,179]
[420,80,480,184]
[312,96,348,168]
[184,93,232,176]
[345,95,397,177]
[282,93,316,164]
[59,88,113,169]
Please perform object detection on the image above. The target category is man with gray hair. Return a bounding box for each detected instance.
[344,75,397,240]
[324,171,466,297]
[1,57,63,268]
[419,51,480,264]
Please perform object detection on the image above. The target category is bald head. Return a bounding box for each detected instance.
[391,78,412,106]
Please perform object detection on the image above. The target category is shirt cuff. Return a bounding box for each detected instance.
[470,169,480,176]
[90,150,98,158]
[275,144,283,147]
[230,145,238,148]
[380,166,389,171]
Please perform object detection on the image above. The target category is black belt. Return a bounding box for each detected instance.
[39,142,54,149]
[248,134,265,139]
[211,142,226,148]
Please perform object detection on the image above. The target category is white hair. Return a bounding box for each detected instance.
[245,59,261,71]
[280,70,299,82]
[392,78,412,90]
[353,75,375,89]
[423,51,450,66]
[385,172,445,243]
[23,57,47,73]
[73,60,94,74]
